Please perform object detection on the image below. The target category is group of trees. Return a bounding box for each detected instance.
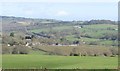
[2,33,30,54]
[100,33,118,40]
[34,45,118,57]
[2,33,26,46]
[2,45,29,54]
[83,20,117,25]
[69,47,118,57]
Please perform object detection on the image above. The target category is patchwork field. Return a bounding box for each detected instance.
[29,24,118,46]
[1,16,118,69]
[2,55,118,69]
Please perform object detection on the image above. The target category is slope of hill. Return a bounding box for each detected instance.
[1,16,118,55]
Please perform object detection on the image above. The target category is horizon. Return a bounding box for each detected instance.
[1,15,118,21]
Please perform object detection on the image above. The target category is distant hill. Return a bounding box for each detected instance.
[1,16,61,33]
[1,16,117,33]
[1,16,118,47]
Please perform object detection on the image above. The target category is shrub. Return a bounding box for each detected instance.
[12,45,29,54]
[70,48,80,56]
[103,50,112,57]
[86,50,94,56]
[109,48,118,55]
[2,45,13,54]
[10,32,14,37]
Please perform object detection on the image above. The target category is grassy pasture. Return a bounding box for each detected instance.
[29,24,118,46]
[84,24,118,29]
[2,55,118,69]
[30,25,73,33]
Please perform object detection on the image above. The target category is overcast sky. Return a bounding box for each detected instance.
[0,0,119,21]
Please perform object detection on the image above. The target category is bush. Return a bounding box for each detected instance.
[10,32,14,37]
[86,50,94,56]
[109,48,118,55]
[70,48,80,56]
[103,50,112,57]
[2,45,13,54]
[12,45,29,54]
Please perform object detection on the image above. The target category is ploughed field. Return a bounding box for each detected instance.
[2,55,118,69]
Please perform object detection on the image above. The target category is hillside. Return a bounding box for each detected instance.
[1,16,118,56]
[1,16,117,33]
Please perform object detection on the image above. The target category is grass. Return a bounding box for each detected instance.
[2,55,118,69]
[29,24,118,46]
[65,35,79,41]
[80,37,116,46]
[84,24,118,29]
[30,25,73,33]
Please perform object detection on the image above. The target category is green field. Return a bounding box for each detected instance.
[2,55,118,69]
[29,24,118,46]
